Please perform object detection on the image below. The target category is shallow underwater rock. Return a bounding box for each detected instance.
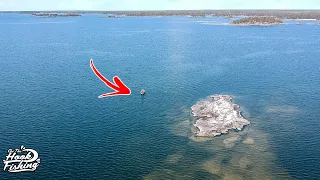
[223,174,244,180]
[191,95,250,137]
[171,120,191,137]
[165,152,184,164]
[265,105,300,114]
[189,136,213,142]
[202,160,223,176]
[239,156,253,169]
[223,135,241,148]
[243,137,255,145]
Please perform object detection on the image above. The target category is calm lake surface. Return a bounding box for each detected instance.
[0,14,319,179]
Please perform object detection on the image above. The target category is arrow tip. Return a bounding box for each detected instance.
[90,59,131,97]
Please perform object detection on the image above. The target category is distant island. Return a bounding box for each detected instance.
[32,13,81,17]
[106,15,122,18]
[191,95,250,137]
[231,16,283,26]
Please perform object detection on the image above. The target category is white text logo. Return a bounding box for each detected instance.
[3,145,40,173]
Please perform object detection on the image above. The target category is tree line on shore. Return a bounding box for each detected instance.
[31,13,81,17]
[8,10,320,20]
[231,16,283,25]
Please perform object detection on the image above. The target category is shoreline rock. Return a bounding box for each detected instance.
[191,95,250,137]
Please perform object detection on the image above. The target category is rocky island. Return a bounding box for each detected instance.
[191,95,250,137]
[231,16,283,26]
[106,14,123,18]
[32,13,81,17]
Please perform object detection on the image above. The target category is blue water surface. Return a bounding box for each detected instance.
[0,13,319,179]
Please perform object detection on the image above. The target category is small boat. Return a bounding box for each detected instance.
[140,89,146,95]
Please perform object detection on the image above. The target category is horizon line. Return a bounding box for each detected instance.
[1,9,320,12]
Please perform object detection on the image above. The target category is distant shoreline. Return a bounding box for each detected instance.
[284,19,317,21]
[31,13,81,17]
[1,10,320,20]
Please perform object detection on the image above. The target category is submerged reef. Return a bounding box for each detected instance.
[145,99,291,180]
[191,95,250,137]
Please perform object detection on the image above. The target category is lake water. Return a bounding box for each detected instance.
[0,14,319,179]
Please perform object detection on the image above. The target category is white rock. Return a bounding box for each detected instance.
[192,95,250,137]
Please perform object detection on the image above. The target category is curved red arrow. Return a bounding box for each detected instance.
[90,59,131,98]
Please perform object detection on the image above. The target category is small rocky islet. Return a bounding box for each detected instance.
[231,16,283,26]
[191,94,250,137]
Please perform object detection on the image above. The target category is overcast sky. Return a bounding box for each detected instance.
[0,0,319,11]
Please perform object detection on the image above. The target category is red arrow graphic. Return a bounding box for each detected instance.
[90,59,131,98]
